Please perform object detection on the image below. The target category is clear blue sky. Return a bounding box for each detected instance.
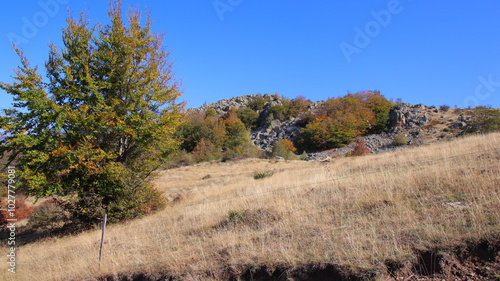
[1,0,499,109]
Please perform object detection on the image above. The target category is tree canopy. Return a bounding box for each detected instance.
[0,1,183,223]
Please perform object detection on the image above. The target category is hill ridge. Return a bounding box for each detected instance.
[189,94,469,157]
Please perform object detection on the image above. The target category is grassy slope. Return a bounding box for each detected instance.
[2,133,500,281]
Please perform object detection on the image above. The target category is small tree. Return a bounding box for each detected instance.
[272,139,298,160]
[237,107,259,129]
[0,1,183,224]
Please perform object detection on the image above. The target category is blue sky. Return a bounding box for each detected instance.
[1,0,499,110]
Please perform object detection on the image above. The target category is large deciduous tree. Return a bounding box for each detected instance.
[0,1,183,223]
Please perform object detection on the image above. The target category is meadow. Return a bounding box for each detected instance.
[2,132,499,280]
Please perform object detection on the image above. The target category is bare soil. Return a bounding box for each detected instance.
[96,238,500,281]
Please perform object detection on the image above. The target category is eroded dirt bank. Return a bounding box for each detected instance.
[97,239,500,281]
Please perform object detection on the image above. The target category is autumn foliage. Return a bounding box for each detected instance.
[0,2,182,224]
[296,90,392,151]
[177,109,260,163]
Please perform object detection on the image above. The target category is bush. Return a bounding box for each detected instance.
[439,105,450,112]
[56,183,166,224]
[237,107,259,129]
[272,139,299,160]
[205,108,217,117]
[27,199,70,230]
[289,95,312,117]
[268,104,290,122]
[254,172,274,179]
[463,107,500,134]
[299,151,308,160]
[1,195,34,225]
[218,208,279,229]
[347,140,370,157]
[247,94,270,111]
[393,133,408,146]
[193,139,221,162]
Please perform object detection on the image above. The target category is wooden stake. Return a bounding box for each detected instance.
[98,214,107,265]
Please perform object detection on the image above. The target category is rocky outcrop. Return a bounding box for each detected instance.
[191,96,468,158]
[191,94,260,116]
[390,104,430,128]
[251,119,301,152]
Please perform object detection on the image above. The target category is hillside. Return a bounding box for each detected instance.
[188,93,472,159]
[3,132,499,281]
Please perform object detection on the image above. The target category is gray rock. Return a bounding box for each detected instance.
[270,119,281,130]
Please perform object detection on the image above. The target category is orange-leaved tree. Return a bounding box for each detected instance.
[0,1,183,224]
[296,90,392,151]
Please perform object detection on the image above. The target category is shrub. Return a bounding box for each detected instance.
[27,199,70,230]
[237,107,259,129]
[463,107,500,134]
[272,139,299,160]
[347,140,370,157]
[268,105,289,121]
[289,95,313,117]
[227,210,245,223]
[439,105,450,112]
[393,133,408,146]
[299,151,308,160]
[56,183,166,224]
[247,94,270,111]
[193,139,221,162]
[205,108,217,117]
[253,171,274,179]
[1,195,34,225]
[218,209,279,229]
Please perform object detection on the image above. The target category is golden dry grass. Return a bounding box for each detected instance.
[2,133,500,281]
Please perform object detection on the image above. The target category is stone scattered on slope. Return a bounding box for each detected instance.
[191,95,469,158]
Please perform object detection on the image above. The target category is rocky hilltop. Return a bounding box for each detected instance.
[191,95,470,160]
[193,94,261,115]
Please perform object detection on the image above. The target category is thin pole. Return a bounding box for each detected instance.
[98,214,107,265]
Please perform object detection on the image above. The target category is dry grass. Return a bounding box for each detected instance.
[2,133,500,281]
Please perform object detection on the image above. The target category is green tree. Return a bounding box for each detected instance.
[237,107,259,129]
[271,139,299,160]
[361,90,393,133]
[223,113,251,151]
[0,1,183,224]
